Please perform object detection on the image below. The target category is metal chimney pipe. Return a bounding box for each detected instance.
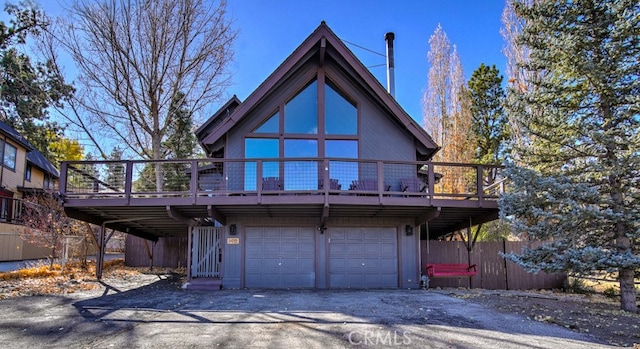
[385,32,396,98]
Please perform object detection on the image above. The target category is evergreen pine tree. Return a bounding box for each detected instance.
[501,0,640,312]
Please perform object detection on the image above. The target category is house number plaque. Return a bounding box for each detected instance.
[227,238,240,245]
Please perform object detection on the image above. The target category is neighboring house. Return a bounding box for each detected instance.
[0,121,59,262]
[60,23,502,289]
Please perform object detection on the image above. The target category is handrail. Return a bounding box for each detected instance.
[60,158,506,203]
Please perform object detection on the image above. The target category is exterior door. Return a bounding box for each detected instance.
[329,227,398,288]
[245,227,315,288]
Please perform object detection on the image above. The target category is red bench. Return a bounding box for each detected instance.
[426,263,477,278]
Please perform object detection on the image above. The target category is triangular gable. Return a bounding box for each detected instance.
[200,22,439,157]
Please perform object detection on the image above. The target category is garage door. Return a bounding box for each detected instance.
[245,227,315,288]
[329,227,398,288]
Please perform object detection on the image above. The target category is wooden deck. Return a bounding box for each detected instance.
[59,158,505,240]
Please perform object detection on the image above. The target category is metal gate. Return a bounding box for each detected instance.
[191,226,223,278]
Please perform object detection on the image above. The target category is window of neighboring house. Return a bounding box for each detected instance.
[2,142,17,171]
[43,175,53,189]
[0,190,13,222]
[25,164,32,181]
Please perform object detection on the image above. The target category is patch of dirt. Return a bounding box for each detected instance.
[448,289,640,347]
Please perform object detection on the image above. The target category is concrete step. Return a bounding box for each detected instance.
[185,278,222,291]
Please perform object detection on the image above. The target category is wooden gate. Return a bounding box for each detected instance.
[191,226,223,278]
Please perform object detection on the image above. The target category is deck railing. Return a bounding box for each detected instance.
[59,158,505,202]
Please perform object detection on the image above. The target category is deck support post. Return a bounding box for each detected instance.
[97,224,106,280]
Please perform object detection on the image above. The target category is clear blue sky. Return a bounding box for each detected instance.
[226,0,507,123]
[10,0,507,125]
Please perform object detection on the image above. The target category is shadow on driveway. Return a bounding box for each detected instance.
[0,275,610,349]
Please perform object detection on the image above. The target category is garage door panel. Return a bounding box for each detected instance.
[245,227,315,288]
[347,244,363,255]
[329,227,398,288]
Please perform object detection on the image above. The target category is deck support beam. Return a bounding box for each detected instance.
[207,205,227,226]
[416,207,441,226]
[166,206,196,226]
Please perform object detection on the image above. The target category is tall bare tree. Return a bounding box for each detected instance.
[49,0,236,189]
[422,24,451,156]
[422,25,473,164]
[422,25,474,199]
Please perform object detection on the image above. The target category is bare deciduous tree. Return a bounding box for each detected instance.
[49,0,236,188]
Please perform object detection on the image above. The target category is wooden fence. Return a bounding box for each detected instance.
[422,240,566,290]
[125,235,188,269]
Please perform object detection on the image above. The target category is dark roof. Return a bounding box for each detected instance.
[0,120,34,151]
[199,22,439,157]
[0,120,59,178]
[27,149,59,178]
[196,95,242,154]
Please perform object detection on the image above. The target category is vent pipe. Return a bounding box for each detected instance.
[385,32,396,98]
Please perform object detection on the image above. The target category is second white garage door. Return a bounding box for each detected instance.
[245,227,315,288]
[329,227,398,288]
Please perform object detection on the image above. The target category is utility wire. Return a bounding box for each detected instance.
[342,38,386,57]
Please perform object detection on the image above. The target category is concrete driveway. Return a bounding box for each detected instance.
[0,274,611,348]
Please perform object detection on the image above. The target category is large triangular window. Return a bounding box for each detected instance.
[325,83,357,135]
[254,112,279,133]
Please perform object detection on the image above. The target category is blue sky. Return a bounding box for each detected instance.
[227,0,508,122]
[6,0,507,125]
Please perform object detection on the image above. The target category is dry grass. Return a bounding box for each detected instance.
[0,259,146,299]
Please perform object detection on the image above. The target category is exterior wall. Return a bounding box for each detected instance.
[221,215,420,289]
[0,139,28,194]
[0,227,51,261]
[25,166,47,191]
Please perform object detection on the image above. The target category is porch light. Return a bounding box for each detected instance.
[405,225,413,236]
[229,224,237,235]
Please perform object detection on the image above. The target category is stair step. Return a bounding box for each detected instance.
[184,278,222,291]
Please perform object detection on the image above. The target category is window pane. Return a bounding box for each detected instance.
[245,138,279,190]
[284,139,317,158]
[326,140,358,158]
[326,140,358,189]
[284,139,317,190]
[285,80,317,134]
[325,84,357,135]
[254,112,279,133]
[3,144,16,170]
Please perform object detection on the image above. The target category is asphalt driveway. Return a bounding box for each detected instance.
[0,274,612,348]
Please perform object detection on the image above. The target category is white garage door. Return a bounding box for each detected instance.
[245,227,315,288]
[329,227,398,288]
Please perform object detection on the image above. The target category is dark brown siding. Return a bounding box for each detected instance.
[125,235,188,268]
[421,240,566,290]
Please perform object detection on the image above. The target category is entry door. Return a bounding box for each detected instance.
[329,227,398,288]
[245,227,315,288]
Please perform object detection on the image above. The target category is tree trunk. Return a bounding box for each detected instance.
[618,267,637,313]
